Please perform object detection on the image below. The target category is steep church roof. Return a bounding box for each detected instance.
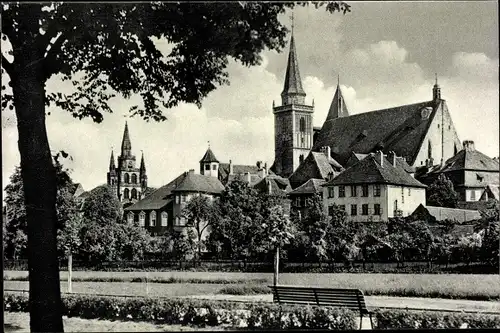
[281,35,305,97]
[199,147,219,163]
[326,83,349,121]
[313,99,439,166]
[324,152,427,188]
[121,122,132,154]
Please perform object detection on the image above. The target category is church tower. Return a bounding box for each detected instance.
[107,122,147,206]
[273,29,314,177]
[325,76,350,121]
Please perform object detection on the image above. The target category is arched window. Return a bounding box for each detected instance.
[150,211,156,227]
[131,173,137,184]
[123,188,130,199]
[161,212,168,227]
[131,188,137,199]
[427,140,432,160]
[299,154,304,163]
[299,117,306,132]
[139,211,145,226]
[124,173,130,184]
[127,212,134,224]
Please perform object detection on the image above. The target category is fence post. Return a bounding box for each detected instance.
[68,253,73,293]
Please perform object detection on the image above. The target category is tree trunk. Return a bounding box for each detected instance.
[11,38,64,331]
[68,253,73,293]
[273,246,280,286]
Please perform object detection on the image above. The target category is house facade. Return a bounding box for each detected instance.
[322,151,427,222]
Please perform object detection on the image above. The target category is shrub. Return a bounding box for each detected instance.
[374,309,500,329]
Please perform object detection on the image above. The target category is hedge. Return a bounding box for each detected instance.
[4,292,500,329]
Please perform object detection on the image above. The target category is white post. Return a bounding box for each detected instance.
[67,253,72,293]
[273,246,280,287]
[146,271,149,296]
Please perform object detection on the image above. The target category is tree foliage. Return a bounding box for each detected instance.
[427,174,460,208]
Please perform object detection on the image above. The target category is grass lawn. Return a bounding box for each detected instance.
[3,311,227,332]
[5,271,500,301]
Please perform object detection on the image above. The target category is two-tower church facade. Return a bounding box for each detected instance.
[107,122,148,206]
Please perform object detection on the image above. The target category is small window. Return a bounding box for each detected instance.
[362,204,369,216]
[350,204,357,216]
[328,187,335,198]
[131,188,137,199]
[339,186,345,197]
[139,212,145,226]
[212,164,217,170]
[448,125,451,130]
[124,188,130,199]
[127,212,134,224]
[181,194,187,203]
[339,205,346,211]
[351,185,357,197]
[150,211,156,227]
[476,174,483,182]
[175,216,180,226]
[437,124,440,129]
[328,206,334,216]
[470,190,476,201]
[408,188,411,196]
[205,164,210,171]
[161,212,168,227]
[374,204,381,216]
[362,185,369,197]
[299,154,304,163]
[124,173,130,184]
[295,197,301,207]
[301,137,305,146]
[374,184,381,197]
[401,187,404,204]
[175,195,180,204]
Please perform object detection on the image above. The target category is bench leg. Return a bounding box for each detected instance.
[369,313,374,330]
[359,314,363,330]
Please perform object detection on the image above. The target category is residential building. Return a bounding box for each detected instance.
[288,178,326,219]
[322,151,427,222]
[418,140,499,202]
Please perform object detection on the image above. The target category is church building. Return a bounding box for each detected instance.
[107,122,148,207]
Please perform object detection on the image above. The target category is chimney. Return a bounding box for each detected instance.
[229,159,233,175]
[463,140,475,152]
[327,171,334,181]
[388,151,397,167]
[245,172,251,183]
[321,146,331,159]
[377,151,384,167]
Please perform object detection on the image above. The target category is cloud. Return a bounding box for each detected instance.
[451,52,499,81]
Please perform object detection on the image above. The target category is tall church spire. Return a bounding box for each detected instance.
[140,151,146,173]
[326,78,349,121]
[121,122,132,157]
[433,73,441,101]
[281,14,306,106]
[109,149,116,171]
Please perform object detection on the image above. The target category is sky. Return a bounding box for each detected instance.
[2,2,499,193]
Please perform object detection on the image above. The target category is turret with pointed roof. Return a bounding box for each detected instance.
[200,145,220,178]
[121,121,132,157]
[326,77,350,121]
[281,35,306,106]
[109,150,116,172]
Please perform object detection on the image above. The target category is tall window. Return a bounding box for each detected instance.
[124,188,130,199]
[299,154,304,163]
[181,194,187,203]
[328,206,335,216]
[127,212,134,224]
[295,197,301,207]
[150,211,156,227]
[339,186,345,197]
[131,188,137,199]
[175,195,180,204]
[350,204,357,216]
[401,187,404,204]
[470,190,476,201]
[299,117,306,132]
[351,185,357,197]
[131,173,137,184]
[373,184,381,197]
[428,140,432,160]
[205,164,210,171]
[394,200,398,211]
[328,187,335,198]
[161,212,168,226]
[139,211,145,226]
[374,204,381,215]
[362,204,369,215]
[124,173,130,184]
[408,188,411,196]
[362,185,369,197]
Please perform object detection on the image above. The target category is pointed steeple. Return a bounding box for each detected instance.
[140,151,146,173]
[326,79,350,121]
[199,147,219,163]
[281,32,306,105]
[121,122,132,157]
[109,149,116,171]
[433,73,441,101]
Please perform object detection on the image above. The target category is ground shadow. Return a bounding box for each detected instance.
[4,323,24,332]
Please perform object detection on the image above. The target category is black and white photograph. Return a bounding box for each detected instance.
[2,1,499,331]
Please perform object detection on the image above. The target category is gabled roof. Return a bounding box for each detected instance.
[171,172,225,194]
[412,204,481,223]
[253,175,292,196]
[225,173,263,187]
[199,148,219,163]
[313,100,439,166]
[218,163,260,180]
[481,184,499,201]
[324,153,427,188]
[288,151,343,189]
[289,178,326,195]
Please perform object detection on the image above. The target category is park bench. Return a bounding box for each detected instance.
[269,285,373,329]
